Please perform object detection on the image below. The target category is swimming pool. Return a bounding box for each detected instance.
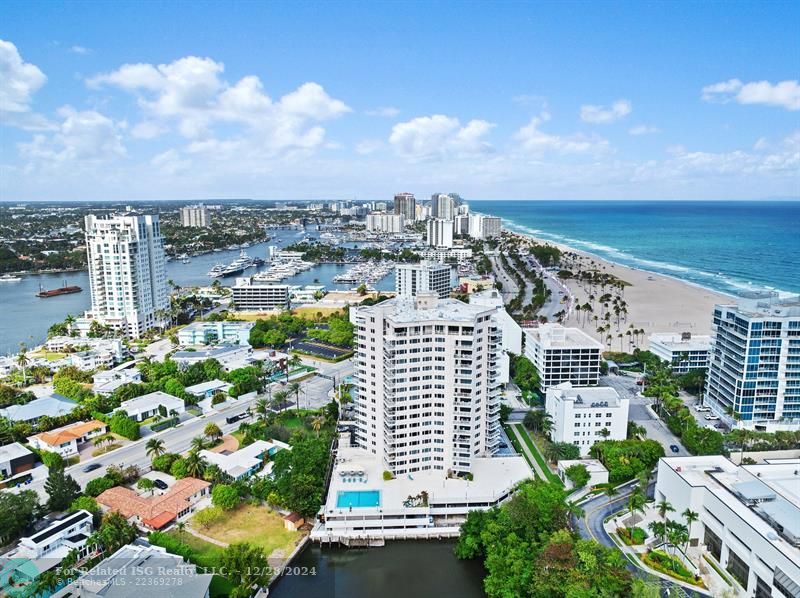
[336,490,381,508]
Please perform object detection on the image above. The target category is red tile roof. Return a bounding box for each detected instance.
[97,477,210,528]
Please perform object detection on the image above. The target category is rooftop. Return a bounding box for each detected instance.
[557,458,608,475]
[199,439,288,478]
[662,456,800,557]
[27,510,93,545]
[51,543,213,598]
[0,394,77,422]
[547,382,623,408]
[96,477,210,528]
[30,419,107,447]
[179,320,255,331]
[649,332,712,351]
[719,293,800,318]
[184,379,232,395]
[361,294,495,324]
[118,391,184,413]
[172,345,250,360]
[0,441,33,462]
[525,324,603,350]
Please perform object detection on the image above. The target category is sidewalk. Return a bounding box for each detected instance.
[507,423,548,480]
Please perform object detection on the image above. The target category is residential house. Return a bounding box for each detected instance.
[0,394,77,425]
[0,442,36,477]
[117,391,185,422]
[28,420,108,458]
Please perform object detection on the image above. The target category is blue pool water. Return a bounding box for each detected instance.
[336,490,381,508]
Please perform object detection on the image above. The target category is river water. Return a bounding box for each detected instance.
[0,229,394,355]
[270,541,486,598]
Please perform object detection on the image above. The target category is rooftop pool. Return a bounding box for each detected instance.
[336,490,381,508]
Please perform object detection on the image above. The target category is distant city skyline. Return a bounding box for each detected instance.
[1,1,799,202]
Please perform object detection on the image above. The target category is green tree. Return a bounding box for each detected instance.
[146,438,166,459]
[85,475,117,497]
[221,542,271,590]
[137,477,155,495]
[45,465,81,511]
[564,463,591,488]
[0,490,40,542]
[88,512,137,554]
[204,422,222,442]
[212,484,240,510]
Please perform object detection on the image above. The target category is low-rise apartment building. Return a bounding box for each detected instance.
[177,320,255,346]
[545,382,629,455]
[524,324,603,391]
[231,278,290,311]
[649,332,711,374]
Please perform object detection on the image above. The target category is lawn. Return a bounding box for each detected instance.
[164,530,233,597]
[192,504,300,558]
[29,351,67,361]
[515,425,564,486]
[502,424,538,476]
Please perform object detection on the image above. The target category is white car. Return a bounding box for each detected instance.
[704,414,720,421]
[694,405,711,412]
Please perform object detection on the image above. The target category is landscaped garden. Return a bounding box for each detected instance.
[617,526,647,545]
[641,549,706,587]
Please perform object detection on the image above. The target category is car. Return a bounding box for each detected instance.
[694,405,710,412]
[153,479,168,490]
[635,379,644,386]
[670,445,680,454]
[82,463,102,473]
[705,414,720,421]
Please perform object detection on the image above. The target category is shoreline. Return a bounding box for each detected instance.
[505,230,732,346]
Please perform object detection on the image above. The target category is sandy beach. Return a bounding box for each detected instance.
[509,232,731,350]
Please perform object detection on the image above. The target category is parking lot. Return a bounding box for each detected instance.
[291,339,352,360]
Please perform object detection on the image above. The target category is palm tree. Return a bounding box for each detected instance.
[176,521,186,539]
[273,389,289,412]
[627,491,646,531]
[288,381,303,412]
[682,508,699,552]
[190,436,207,452]
[204,422,222,442]
[255,398,270,424]
[16,343,29,385]
[184,449,207,478]
[64,313,76,333]
[311,415,324,437]
[598,427,611,439]
[657,499,674,522]
[648,520,666,546]
[146,438,166,459]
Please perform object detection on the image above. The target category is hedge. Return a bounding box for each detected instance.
[150,417,179,432]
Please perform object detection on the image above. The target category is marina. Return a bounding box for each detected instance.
[332,260,396,284]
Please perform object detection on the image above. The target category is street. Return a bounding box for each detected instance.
[15,356,352,500]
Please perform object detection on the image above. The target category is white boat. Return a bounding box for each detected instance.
[0,274,21,282]
[207,264,226,277]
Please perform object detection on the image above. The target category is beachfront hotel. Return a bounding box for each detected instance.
[84,213,169,338]
[655,456,800,598]
[524,324,603,391]
[395,261,456,299]
[649,332,711,374]
[545,382,629,456]
[704,293,800,431]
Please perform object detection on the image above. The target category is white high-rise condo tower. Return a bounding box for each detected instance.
[524,324,603,391]
[395,261,455,299]
[705,292,800,431]
[180,204,210,227]
[84,213,169,338]
[350,293,503,476]
[426,218,454,248]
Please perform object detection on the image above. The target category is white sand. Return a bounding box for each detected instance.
[509,233,731,349]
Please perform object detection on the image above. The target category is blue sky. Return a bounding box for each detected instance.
[1,0,798,201]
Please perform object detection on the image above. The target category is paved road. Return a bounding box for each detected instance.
[16,359,352,500]
[489,254,520,303]
[575,481,700,597]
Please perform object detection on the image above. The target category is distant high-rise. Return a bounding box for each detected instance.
[705,293,800,431]
[366,212,405,233]
[431,194,455,220]
[426,218,454,248]
[84,213,169,338]
[180,204,210,227]
[393,193,416,222]
[395,261,455,299]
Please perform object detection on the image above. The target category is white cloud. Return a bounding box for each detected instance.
[702,79,800,111]
[515,113,610,155]
[580,99,631,123]
[18,106,125,165]
[0,39,54,130]
[366,106,400,117]
[69,45,90,55]
[131,120,168,139]
[355,139,383,155]
[629,124,660,136]
[87,56,350,154]
[389,114,495,161]
[151,149,191,175]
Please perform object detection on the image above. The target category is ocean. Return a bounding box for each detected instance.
[471,200,800,298]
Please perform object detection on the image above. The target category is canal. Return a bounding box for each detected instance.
[270,540,486,598]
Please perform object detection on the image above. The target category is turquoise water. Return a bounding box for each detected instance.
[336,490,381,508]
[471,200,800,297]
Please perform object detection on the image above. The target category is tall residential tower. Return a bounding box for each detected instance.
[84,213,169,338]
[393,192,416,223]
[350,293,502,476]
